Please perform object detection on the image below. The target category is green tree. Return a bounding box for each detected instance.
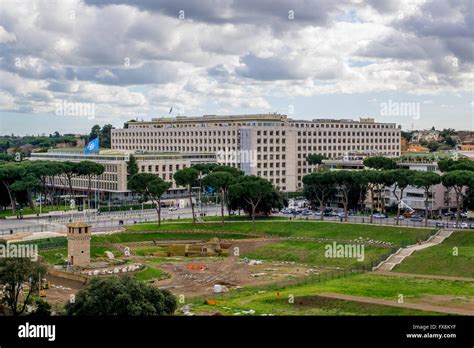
[412,172,441,227]
[427,142,440,152]
[331,171,357,222]
[88,125,101,143]
[352,171,369,214]
[65,277,177,316]
[0,257,46,316]
[229,175,274,227]
[363,156,398,170]
[127,154,139,180]
[441,170,474,225]
[174,168,199,223]
[61,161,81,198]
[202,171,236,225]
[358,170,385,223]
[76,161,105,208]
[384,169,417,225]
[306,154,327,172]
[302,172,335,220]
[128,173,170,226]
[0,162,26,213]
[438,159,474,172]
[100,124,114,148]
[11,170,40,211]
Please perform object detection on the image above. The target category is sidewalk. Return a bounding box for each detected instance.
[374,229,453,271]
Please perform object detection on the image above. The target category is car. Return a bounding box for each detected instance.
[410,216,423,222]
[444,212,455,217]
[435,222,446,228]
[337,212,347,218]
[372,213,387,219]
[394,216,405,221]
[453,222,468,229]
[168,206,178,211]
[313,211,322,216]
[469,223,474,229]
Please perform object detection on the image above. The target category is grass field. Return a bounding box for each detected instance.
[127,221,434,246]
[92,231,252,244]
[191,272,474,316]
[132,246,167,256]
[394,231,474,278]
[243,240,393,269]
[39,245,121,264]
[134,266,167,281]
[144,257,184,263]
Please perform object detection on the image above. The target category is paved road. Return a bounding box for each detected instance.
[275,212,471,229]
[0,205,222,235]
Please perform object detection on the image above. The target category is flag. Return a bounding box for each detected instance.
[169,107,173,114]
[85,137,99,154]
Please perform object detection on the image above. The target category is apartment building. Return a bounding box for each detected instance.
[30,149,216,203]
[384,157,458,215]
[112,114,401,191]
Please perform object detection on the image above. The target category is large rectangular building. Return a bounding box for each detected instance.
[30,149,216,203]
[112,114,401,191]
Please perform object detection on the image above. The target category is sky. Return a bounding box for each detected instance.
[0,0,473,135]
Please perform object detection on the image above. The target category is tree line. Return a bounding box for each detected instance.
[128,163,284,228]
[303,156,474,227]
[0,158,105,214]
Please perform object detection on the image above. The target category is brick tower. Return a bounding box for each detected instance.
[67,222,91,268]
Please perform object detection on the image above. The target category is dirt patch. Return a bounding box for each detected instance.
[148,239,323,297]
[411,294,474,312]
[42,274,84,306]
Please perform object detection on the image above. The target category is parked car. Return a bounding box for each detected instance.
[168,206,178,211]
[469,223,474,229]
[435,222,446,228]
[410,216,423,222]
[453,222,469,229]
[372,213,387,219]
[394,216,405,221]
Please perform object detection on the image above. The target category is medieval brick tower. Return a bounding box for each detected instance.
[67,222,91,267]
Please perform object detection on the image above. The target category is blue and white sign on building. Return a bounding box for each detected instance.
[85,137,99,154]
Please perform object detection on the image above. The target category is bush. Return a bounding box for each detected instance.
[65,276,177,316]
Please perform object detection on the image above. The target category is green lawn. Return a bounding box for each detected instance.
[132,246,167,256]
[39,245,121,264]
[134,266,167,281]
[394,231,474,278]
[39,248,67,264]
[127,221,434,246]
[144,257,184,263]
[92,232,251,244]
[191,273,474,316]
[243,240,393,269]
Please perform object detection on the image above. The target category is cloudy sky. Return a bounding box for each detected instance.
[0,0,472,135]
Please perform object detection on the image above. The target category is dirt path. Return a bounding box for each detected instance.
[318,292,474,316]
[372,270,474,282]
